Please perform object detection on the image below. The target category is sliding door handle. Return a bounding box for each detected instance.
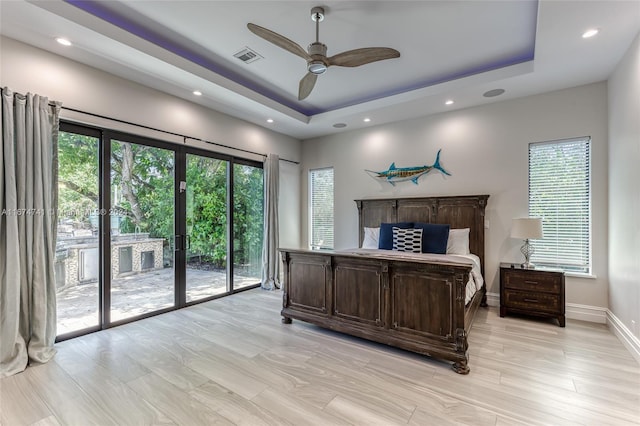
[174,235,186,251]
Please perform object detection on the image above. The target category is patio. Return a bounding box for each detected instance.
[56,267,259,335]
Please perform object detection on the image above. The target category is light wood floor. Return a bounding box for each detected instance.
[1,289,639,426]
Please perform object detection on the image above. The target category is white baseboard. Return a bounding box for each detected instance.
[607,310,640,365]
[485,291,639,364]
[485,292,500,307]
[566,303,607,324]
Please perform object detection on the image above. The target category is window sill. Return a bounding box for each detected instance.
[565,272,597,279]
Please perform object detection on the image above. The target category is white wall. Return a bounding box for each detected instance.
[302,82,609,308]
[0,36,302,249]
[608,32,640,339]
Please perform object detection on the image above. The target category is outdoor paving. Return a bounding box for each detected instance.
[56,267,258,335]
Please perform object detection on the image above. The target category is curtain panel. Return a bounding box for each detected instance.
[1,88,61,377]
[261,154,280,290]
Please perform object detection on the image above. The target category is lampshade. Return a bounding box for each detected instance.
[511,218,543,240]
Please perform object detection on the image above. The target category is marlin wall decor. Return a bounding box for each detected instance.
[365,149,451,186]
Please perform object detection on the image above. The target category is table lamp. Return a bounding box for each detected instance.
[511,218,543,268]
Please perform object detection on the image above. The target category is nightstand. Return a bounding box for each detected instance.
[499,263,565,327]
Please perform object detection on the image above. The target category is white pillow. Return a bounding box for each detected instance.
[447,228,470,255]
[361,227,380,249]
[392,227,423,253]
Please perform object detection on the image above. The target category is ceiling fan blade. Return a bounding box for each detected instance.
[298,72,318,100]
[328,47,400,67]
[247,23,310,61]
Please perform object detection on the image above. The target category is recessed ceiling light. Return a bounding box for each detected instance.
[333,123,347,128]
[266,119,274,123]
[582,28,599,38]
[56,37,72,46]
[192,90,202,96]
[445,100,454,105]
[483,88,505,98]
[363,118,371,122]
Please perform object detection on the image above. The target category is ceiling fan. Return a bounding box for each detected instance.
[248,6,400,101]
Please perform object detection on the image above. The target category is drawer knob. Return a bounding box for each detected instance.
[524,280,538,285]
[524,298,539,303]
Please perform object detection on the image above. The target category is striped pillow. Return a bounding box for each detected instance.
[392,227,423,253]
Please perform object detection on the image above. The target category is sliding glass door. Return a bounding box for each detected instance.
[185,154,228,302]
[233,162,264,289]
[55,122,264,339]
[109,138,176,322]
[55,126,101,336]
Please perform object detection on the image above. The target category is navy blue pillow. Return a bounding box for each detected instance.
[378,222,413,250]
[413,222,450,254]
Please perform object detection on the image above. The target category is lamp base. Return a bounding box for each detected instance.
[520,239,535,269]
[520,261,536,269]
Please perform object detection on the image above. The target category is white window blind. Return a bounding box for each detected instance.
[310,167,334,249]
[528,137,591,273]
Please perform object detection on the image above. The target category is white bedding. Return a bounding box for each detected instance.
[336,249,484,305]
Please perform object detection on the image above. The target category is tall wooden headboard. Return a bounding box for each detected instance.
[355,195,490,275]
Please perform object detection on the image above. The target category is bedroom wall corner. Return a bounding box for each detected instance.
[607,31,640,344]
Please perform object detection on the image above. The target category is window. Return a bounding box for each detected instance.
[528,137,591,273]
[56,122,264,340]
[309,167,334,249]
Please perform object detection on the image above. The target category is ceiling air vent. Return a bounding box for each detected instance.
[234,47,263,64]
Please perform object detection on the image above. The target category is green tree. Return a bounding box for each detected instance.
[233,164,264,273]
[57,132,99,226]
[58,131,264,270]
[186,156,227,267]
[111,141,175,240]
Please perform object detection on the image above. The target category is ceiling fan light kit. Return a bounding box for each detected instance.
[247,6,400,101]
[308,61,328,75]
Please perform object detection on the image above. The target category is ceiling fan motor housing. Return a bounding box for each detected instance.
[307,42,329,74]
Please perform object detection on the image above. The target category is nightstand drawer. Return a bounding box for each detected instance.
[503,290,560,313]
[502,270,560,293]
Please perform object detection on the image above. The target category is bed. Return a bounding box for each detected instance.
[280,194,489,374]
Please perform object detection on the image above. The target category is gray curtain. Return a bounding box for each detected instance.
[1,88,61,377]
[261,154,280,290]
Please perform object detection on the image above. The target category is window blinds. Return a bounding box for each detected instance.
[528,137,591,273]
[310,168,334,249]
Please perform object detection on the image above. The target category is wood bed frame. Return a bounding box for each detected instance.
[280,195,489,374]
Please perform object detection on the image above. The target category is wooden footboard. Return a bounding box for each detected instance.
[280,249,483,374]
[280,194,489,373]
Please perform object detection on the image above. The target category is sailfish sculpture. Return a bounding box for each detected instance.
[366,149,451,186]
